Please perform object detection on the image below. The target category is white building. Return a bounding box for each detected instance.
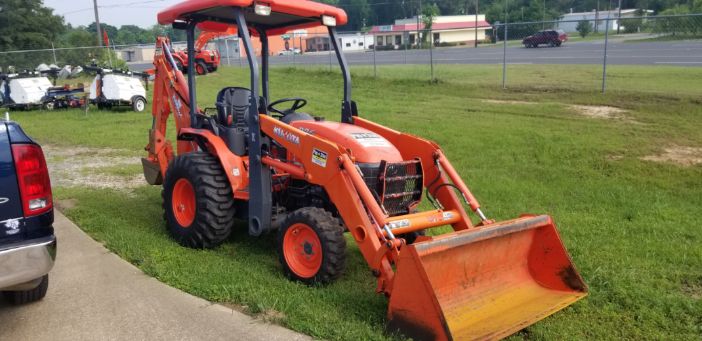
[338,33,374,51]
[557,9,653,33]
[369,15,492,48]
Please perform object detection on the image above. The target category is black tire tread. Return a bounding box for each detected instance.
[163,152,234,249]
[2,275,49,305]
[278,207,346,284]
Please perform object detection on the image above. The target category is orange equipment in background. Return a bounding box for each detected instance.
[143,1,588,340]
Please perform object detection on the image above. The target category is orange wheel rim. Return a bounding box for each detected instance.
[172,178,195,227]
[283,223,322,278]
[196,64,205,74]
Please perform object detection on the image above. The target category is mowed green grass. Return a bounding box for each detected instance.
[11,65,702,340]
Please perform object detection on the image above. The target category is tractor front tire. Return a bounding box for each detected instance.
[163,152,235,249]
[278,207,346,284]
[195,61,208,75]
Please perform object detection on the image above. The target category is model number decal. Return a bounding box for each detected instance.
[311,148,328,167]
[273,126,301,145]
[350,132,391,147]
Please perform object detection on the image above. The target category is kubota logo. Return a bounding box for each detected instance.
[273,126,300,145]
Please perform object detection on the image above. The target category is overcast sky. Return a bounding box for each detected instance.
[44,0,182,28]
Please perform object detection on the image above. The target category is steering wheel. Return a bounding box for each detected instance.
[267,97,307,117]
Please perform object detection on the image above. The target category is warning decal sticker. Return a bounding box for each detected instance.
[312,148,328,167]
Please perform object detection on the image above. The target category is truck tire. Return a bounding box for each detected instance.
[195,60,208,75]
[163,152,235,248]
[2,275,49,305]
[131,96,147,112]
[278,207,346,284]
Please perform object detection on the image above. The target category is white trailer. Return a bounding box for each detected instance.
[88,70,148,112]
[0,74,54,108]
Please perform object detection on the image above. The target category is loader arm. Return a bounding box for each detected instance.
[195,28,236,51]
[142,37,198,185]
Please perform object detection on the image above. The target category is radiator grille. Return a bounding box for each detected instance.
[358,160,423,216]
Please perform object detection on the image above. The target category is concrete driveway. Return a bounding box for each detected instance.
[0,211,309,341]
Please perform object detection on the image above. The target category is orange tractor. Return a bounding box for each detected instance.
[142,1,588,340]
[171,28,234,75]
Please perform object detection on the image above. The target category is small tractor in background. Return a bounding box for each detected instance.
[84,66,149,112]
[143,1,588,340]
[170,28,234,75]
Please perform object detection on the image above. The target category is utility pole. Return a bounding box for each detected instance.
[616,0,622,34]
[474,0,479,48]
[93,0,103,46]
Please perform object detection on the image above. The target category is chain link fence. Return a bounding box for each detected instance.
[1,13,699,95]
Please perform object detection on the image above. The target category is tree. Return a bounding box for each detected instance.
[0,0,66,68]
[339,0,370,31]
[576,20,593,37]
[422,3,440,44]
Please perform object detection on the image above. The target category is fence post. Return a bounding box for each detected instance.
[373,36,377,78]
[292,32,296,66]
[602,17,610,94]
[502,23,508,89]
[429,29,435,82]
[328,45,332,71]
[224,39,231,66]
[404,31,408,64]
[51,42,57,65]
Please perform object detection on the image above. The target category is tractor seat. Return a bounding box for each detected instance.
[215,87,250,156]
[215,87,251,129]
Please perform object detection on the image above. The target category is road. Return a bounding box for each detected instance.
[130,39,702,71]
[0,211,309,341]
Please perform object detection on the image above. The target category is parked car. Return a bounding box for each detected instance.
[277,48,301,56]
[0,115,56,304]
[522,29,568,48]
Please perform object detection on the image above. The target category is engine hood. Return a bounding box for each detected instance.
[291,120,403,163]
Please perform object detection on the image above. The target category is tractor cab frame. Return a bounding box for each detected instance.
[158,0,351,234]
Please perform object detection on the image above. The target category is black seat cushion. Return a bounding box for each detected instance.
[215,87,251,129]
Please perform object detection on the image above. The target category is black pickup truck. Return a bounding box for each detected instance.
[0,117,56,304]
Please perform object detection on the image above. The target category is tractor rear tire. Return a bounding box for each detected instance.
[163,152,235,249]
[278,207,346,284]
[195,61,208,76]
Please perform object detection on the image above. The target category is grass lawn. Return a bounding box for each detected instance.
[10,64,702,340]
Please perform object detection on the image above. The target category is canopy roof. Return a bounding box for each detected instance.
[158,0,348,35]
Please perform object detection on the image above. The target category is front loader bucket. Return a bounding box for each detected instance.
[387,215,587,341]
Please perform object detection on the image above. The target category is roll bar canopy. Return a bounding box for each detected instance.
[158,0,348,35]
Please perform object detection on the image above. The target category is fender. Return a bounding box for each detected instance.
[179,128,248,199]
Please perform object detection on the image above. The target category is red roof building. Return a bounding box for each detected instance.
[369,15,492,47]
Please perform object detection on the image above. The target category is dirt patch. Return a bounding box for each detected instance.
[42,145,144,192]
[641,146,702,167]
[570,105,630,120]
[682,278,702,300]
[258,309,287,323]
[55,198,78,211]
[482,99,536,105]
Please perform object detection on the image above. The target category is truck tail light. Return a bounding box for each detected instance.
[12,144,52,216]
